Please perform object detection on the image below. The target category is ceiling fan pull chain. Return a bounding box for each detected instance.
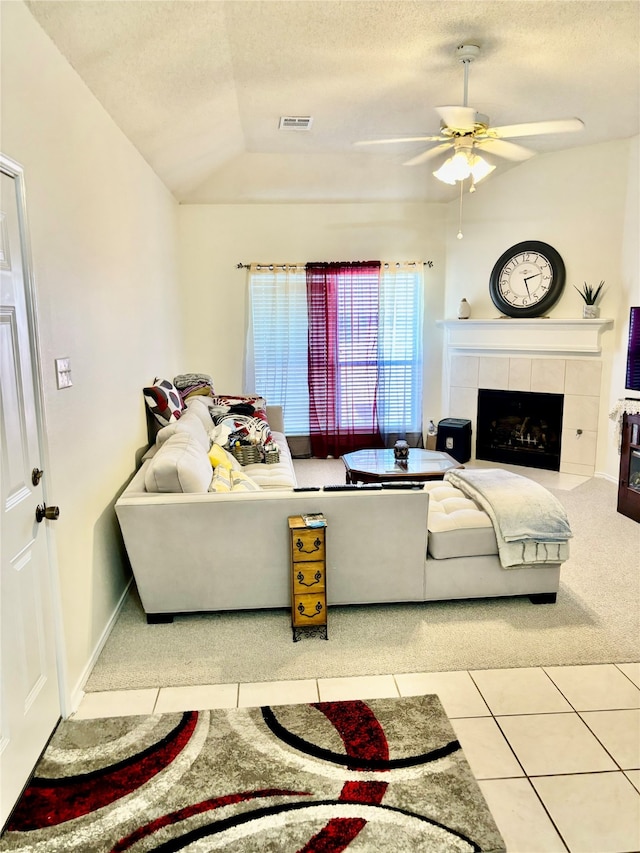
[457,181,464,240]
[462,57,470,107]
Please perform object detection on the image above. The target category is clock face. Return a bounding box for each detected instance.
[498,252,553,308]
[489,241,565,318]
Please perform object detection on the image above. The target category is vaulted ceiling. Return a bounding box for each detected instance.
[26,0,640,204]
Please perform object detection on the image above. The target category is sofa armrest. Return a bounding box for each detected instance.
[266,404,284,433]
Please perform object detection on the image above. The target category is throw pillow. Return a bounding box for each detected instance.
[143,379,184,426]
[209,394,268,422]
[208,466,232,493]
[230,470,261,492]
[208,443,234,470]
[211,394,267,409]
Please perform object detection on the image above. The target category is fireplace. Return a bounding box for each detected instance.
[437,320,612,477]
[476,389,564,471]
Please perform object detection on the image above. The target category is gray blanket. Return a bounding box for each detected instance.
[444,468,572,569]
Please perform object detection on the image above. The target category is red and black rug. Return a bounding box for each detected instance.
[1,694,505,851]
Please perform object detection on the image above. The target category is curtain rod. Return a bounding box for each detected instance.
[236,261,434,269]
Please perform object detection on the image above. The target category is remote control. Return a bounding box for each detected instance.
[381,481,423,489]
[293,486,321,491]
[323,484,360,491]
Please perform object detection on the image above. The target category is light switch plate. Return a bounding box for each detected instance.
[55,357,72,389]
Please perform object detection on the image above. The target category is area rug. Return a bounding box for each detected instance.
[1,695,504,852]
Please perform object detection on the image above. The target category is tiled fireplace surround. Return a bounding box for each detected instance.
[439,319,613,477]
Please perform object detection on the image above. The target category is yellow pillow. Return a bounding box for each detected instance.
[208,466,232,493]
[208,443,233,470]
[231,470,261,492]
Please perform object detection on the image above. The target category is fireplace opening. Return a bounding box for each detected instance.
[476,389,564,471]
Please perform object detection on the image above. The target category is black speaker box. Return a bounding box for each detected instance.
[435,418,472,463]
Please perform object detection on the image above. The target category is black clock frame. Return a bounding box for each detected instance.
[489,240,566,318]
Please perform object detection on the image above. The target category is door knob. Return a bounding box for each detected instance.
[35,504,60,523]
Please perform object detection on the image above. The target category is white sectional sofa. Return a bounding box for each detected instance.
[115,398,565,622]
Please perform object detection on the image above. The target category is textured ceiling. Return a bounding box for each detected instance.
[25,0,640,204]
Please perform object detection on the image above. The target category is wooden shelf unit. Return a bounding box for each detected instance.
[617,412,640,523]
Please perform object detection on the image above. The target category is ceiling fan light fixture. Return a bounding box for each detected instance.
[433,151,470,184]
[433,149,494,185]
[468,153,495,183]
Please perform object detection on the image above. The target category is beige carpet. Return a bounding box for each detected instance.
[85,464,639,692]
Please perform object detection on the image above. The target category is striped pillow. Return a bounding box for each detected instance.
[230,471,261,492]
[208,466,232,493]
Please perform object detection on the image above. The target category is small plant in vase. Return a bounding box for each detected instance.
[574,280,605,318]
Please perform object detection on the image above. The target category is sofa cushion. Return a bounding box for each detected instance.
[184,396,215,432]
[143,378,184,426]
[144,433,213,493]
[424,482,498,560]
[241,462,294,489]
[155,409,210,452]
[242,430,297,489]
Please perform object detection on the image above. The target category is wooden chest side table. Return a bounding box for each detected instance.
[288,516,328,642]
[617,412,640,522]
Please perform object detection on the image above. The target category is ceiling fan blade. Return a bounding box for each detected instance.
[436,106,478,131]
[403,143,452,167]
[490,118,584,139]
[354,135,443,146]
[477,138,536,161]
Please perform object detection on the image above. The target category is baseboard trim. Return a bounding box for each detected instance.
[68,577,133,715]
[594,470,618,485]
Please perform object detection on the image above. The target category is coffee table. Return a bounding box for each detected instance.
[342,448,462,484]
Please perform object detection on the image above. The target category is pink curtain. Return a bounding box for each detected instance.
[306,262,384,458]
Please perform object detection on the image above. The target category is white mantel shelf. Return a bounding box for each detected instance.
[436,318,613,354]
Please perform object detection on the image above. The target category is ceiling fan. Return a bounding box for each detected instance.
[355,44,584,187]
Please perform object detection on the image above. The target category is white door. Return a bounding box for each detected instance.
[0,157,61,829]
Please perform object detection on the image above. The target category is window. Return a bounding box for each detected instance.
[245,264,309,435]
[378,264,424,435]
[245,262,424,446]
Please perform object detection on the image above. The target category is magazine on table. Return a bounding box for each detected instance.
[303,513,326,528]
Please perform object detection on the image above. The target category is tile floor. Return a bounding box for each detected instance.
[74,661,640,853]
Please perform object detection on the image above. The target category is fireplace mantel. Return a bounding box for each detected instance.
[437,318,613,354]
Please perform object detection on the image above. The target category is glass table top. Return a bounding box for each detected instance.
[342,448,461,477]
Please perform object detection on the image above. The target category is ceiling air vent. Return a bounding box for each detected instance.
[279,116,313,131]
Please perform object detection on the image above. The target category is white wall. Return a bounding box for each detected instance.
[443,137,639,480]
[606,136,640,477]
[178,202,448,430]
[1,1,184,707]
[178,139,638,479]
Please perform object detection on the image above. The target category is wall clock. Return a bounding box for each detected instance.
[489,240,565,318]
